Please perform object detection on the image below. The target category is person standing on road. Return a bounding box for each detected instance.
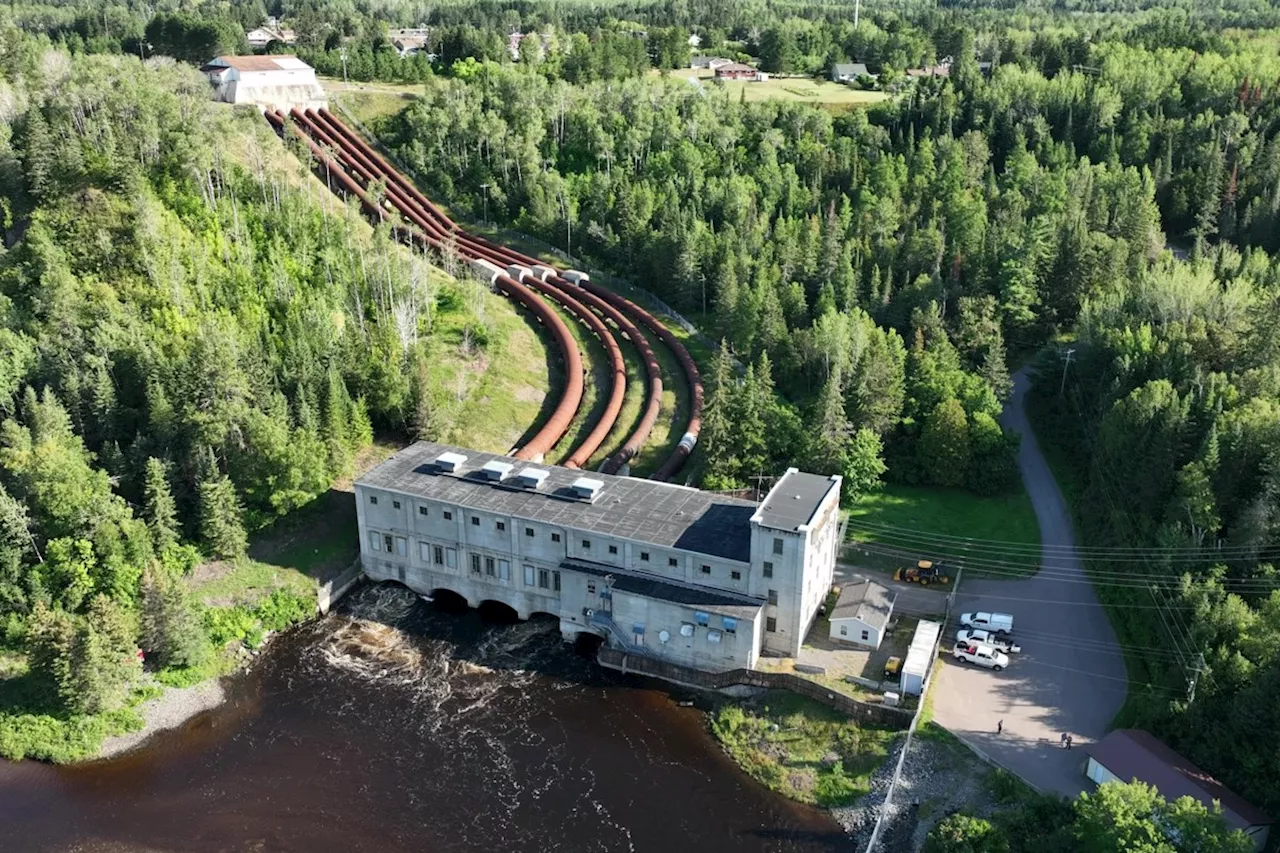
[1066,735,1073,750]
[1060,733,1068,748]
[997,719,1003,735]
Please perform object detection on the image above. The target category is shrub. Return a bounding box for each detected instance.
[253,589,314,632]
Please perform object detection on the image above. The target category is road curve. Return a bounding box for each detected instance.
[931,368,1128,796]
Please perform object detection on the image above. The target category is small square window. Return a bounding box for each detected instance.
[767,589,778,605]
[608,544,618,555]
[471,516,480,526]
[763,561,773,578]
[444,511,453,520]
[772,537,783,555]
[766,617,777,633]
[393,500,401,509]
[640,551,649,561]
[668,557,678,567]
[369,495,378,505]
[840,625,848,636]
[582,539,591,549]
[552,533,561,543]
[700,565,711,574]
[525,527,534,537]
[731,571,741,580]
[861,629,869,641]
[497,521,506,532]
[418,506,428,516]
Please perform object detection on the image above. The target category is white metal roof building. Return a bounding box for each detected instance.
[201,55,326,111]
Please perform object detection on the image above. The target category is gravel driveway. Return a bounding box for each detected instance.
[929,369,1127,797]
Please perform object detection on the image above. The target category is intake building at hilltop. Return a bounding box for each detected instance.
[355,442,842,671]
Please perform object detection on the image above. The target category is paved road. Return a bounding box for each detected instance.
[930,368,1128,796]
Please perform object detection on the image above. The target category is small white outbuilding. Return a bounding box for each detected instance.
[828,579,896,650]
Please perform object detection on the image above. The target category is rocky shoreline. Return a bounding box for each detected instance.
[97,679,228,759]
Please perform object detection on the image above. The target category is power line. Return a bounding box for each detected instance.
[851,542,1280,590]
[847,518,1278,557]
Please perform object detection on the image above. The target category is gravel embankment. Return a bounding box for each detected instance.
[98,679,227,759]
[836,735,995,852]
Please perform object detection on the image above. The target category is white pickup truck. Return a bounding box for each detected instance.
[956,629,1021,654]
[952,641,1009,671]
[959,611,1014,637]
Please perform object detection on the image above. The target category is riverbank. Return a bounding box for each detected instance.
[709,691,899,808]
[98,678,226,759]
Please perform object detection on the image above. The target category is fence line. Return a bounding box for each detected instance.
[597,647,914,729]
[862,561,963,852]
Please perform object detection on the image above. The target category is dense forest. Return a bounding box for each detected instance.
[355,7,1280,825]
[0,30,509,758]
[0,0,1278,836]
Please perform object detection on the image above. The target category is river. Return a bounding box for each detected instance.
[0,585,847,853]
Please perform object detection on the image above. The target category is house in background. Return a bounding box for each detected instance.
[828,579,896,650]
[691,55,732,70]
[390,28,431,57]
[831,62,871,83]
[1085,729,1272,852]
[714,62,757,81]
[246,19,296,49]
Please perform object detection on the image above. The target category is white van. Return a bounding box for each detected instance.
[959,611,1014,636]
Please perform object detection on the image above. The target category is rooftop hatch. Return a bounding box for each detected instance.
[435,451,467,472]
[480,460,514,481]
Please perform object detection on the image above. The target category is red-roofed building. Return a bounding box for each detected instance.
[1085,729,1271,851]
[714,62,757,80]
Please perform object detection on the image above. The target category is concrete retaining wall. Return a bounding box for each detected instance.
[318,561,364,615]
[597,647,913,729]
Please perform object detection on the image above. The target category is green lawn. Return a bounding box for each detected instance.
[846,484,1041,579]
[711,692,899,807]
[671,70,890,109]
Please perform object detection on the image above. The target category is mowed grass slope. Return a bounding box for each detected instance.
[671,69,889,109]
[847,484,1041,578]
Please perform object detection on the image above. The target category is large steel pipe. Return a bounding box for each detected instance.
[303,108,703,480]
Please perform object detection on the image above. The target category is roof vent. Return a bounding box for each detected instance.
[514,468,550,490]
[435,451,467,473]
[480,460,514,481]
[571,477,605,501]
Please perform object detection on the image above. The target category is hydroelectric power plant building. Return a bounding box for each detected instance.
[355,443,842,671]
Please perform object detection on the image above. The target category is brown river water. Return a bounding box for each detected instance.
[0,585,847,853]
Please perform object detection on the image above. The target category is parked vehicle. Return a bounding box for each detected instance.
[956,629,1021,654]
[959,611,1014,636]
[883,656,903,681]
[893,560,952,586]
[952,641,1009,671]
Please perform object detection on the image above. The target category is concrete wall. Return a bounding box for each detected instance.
[607,590,758,669]
[598,647,913,729]
[751,476,840,657]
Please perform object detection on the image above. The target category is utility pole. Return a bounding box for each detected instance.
[1187,652,1205,703]
[854,0,861,28]
[1059,347,1075,396]
[340,47,349,84]
[479,183,490,224]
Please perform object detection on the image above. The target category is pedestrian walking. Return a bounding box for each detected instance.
[1066,735,1073,750]
[997,719,1003,735]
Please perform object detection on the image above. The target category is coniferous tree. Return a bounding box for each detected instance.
[198,468,248,560]
[140,565,208,670]
[143,457,180,553]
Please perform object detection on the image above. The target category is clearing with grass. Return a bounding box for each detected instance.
[711,692,899,807]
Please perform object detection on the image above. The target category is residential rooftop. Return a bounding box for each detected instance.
[356,442,760,562]
[752,469,840,532]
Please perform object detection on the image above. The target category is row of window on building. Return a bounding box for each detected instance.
[368,529,562,593]
[368,494,782,582]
